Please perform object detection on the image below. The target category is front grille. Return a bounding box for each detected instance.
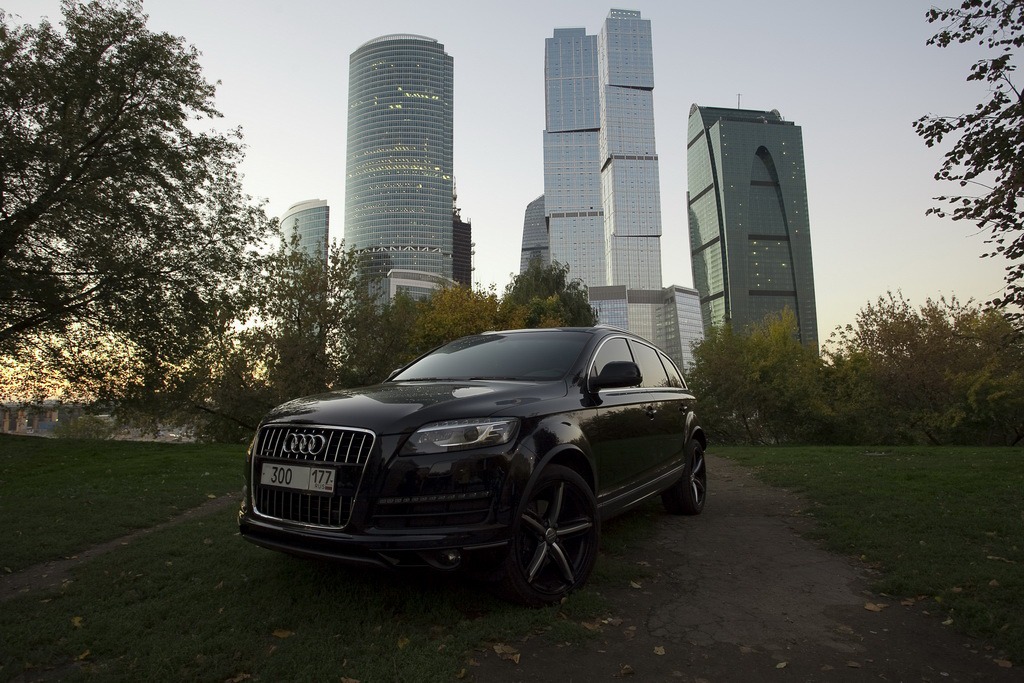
[252,424,375,529]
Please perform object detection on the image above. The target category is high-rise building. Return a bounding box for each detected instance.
[519,195,548,272]
[530,9,702,367]
[687,106,818,347]
[281,199,329,262]
[344,34,455,287]
[452,199,473,286]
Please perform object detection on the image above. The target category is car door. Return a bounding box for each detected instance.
[626,340,687,474]
[581,336,655,502]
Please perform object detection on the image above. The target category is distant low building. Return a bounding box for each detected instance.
[1,402,84,436]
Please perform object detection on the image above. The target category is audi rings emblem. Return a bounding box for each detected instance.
[284,433,326,456]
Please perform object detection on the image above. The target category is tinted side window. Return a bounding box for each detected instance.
[590,337,632,378]
[660,353,685,389]
[629,341,670,388]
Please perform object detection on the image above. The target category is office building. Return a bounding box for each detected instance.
[687,106,818,347]
[532,9,701,366]
[344,34,455,287]
[519,195,549,272]
[281,199,329,262]
[452,198,473,286]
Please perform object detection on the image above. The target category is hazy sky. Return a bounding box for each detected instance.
[5,0,1008,343]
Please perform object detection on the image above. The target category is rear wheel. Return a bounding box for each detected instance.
[499,465,599,606]
[662,440,707,515]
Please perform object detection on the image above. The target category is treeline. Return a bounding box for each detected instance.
[688,295,1024,447]
[107,250,593,443]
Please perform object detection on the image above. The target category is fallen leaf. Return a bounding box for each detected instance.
[864,602,888,612]
[493,643,520,663]
[272,629,294,639]
[225,674,251,683]
[207,493,217,499]
[951,586,963,593]
[71,616,83,628]
[654,646,666,656]
[341,678,361,683]
[629,580,642,589]
[397,636,410,650]
[77,650,91,661]
[847,661,862,668]
[942,618,954,626]
[990,580,1000,587]
[776,661,788,669]
[900,598,916,607]
[994,659,1013,668]
[605,617,623,626]
[455,669,467,679]
[581,620,602,632]
[616,664,635,677]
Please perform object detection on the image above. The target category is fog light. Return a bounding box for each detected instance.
[439,549,461,567]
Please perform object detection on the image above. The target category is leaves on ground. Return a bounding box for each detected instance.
[271,629,293,639]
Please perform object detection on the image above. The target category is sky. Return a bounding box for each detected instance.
[4,0,1011,344]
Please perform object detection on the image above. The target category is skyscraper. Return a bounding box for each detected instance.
[344,34,455,285]
[280,199,329,262]
[529,9,702,367]
[687,106,819,347]
[519,195,548,272]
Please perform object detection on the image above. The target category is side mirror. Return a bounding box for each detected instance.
[590,361,642,391]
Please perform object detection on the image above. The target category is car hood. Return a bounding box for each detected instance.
[261,380,567,435]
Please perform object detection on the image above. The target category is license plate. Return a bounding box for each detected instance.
[260,463,335,494]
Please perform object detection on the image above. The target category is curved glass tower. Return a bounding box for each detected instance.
[687,105,818,347]
[280,199,329,262]
[345,35,454,280]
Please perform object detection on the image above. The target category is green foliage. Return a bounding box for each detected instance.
[503,260,597,327]
[0,0,272,401]
[827,293,1024,446]
[51,414,115,440]
[914,1,1024,320]
[691,297,1024,446]
[689,309,826,444]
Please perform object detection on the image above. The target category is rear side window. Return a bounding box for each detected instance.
[660,353,685,389]
[629,341,670,388]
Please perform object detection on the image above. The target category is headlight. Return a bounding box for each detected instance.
[402,418,520,454]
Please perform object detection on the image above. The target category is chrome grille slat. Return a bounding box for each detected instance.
[252,424,375,529]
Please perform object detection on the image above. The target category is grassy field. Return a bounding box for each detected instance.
[718,445,1024,663]
[0,435,650,681]
[1,437,1021,679]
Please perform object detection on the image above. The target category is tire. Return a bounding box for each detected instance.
[499,464,599,606]
[662,440,707,515]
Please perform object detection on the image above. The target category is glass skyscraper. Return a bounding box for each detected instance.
[529,9,702,367]
[281,199,329,262]
[519,195,549,272]
[687,106,819,348]
[344,35,454,283]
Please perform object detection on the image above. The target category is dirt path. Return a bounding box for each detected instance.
[472,455,1022,682]
[0,493,238,603]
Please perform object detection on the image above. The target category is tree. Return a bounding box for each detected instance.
[688,309,826,445]
[914,1,1024,320]
[0,1,271,395]
[826,293,1024,445]
[503,261,597,328]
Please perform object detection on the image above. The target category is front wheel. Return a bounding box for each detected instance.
[662,440,707,515]
[499,465,599,606]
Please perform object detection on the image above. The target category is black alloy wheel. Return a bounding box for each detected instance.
[662,440,707,515]
[500,465,599,606]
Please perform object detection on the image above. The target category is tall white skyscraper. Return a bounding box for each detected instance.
[529,9,702,366]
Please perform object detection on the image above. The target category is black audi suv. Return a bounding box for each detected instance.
[238,326,707,605]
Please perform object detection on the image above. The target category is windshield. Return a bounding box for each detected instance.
[392,331,591,382]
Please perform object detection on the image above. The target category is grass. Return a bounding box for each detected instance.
[0,435,244,572]
[3,436,1021,678]
[717,445,1024,662]
[0,435,643,681]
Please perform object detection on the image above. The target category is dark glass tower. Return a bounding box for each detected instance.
[687,106,818,347]
[344,35,454,281]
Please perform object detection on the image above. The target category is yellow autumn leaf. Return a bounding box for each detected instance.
[77,650,90,661]
[272,629,294,639]
[71,616,83,628]
[397,636,410,650]
[653,646,666,656]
